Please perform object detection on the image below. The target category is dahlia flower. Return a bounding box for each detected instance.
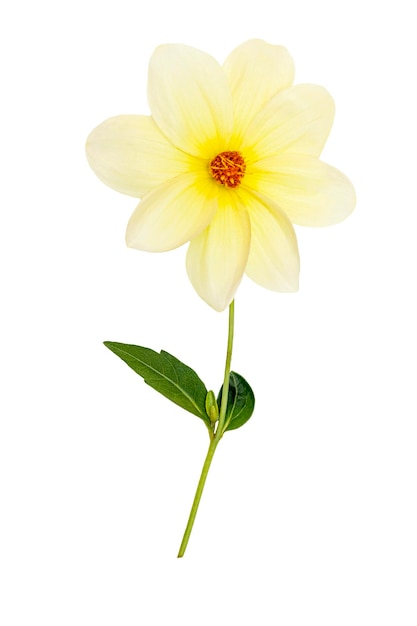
[86,39,355,310]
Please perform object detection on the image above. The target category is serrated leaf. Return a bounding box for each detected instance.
[104,342,210,426]
[217,372,255,432]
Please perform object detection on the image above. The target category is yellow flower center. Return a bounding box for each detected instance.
[209,151,246,188]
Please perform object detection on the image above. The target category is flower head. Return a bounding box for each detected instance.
[86,40,355,311]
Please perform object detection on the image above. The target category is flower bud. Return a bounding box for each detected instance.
[205,390,219,424]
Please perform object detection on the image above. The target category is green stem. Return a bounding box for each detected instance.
[216,299,234,436]
[177,300,235,558]
[177,436,219,558]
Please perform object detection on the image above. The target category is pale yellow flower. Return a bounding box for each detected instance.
[86,40,355,311]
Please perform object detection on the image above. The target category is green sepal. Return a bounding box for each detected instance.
[217,372,255,432]
[104,342,210,427]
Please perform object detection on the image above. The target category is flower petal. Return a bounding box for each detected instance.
[246,154,356,226]
[126,173,217,252]
[148,44,233,158]
[238,189,300,291]
[223,39,295,141]
[86,115,198,198]
[242,84,335,160]
[186,190,251,311]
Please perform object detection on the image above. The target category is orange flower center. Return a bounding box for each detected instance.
[209,151,246,188]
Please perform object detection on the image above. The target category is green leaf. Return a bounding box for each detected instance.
[217,372,255,432]
[104,342,210,426]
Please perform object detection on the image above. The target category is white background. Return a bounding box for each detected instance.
[1,1,416,624]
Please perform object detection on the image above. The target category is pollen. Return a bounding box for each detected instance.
[209,151,246,188]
